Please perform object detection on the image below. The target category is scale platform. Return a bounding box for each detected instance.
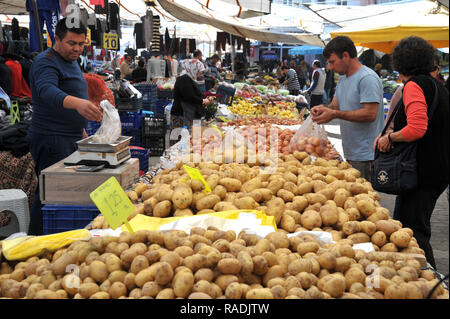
[64,136,132,168]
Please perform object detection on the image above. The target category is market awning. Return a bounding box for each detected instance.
[157,0,324,46]
[288,45,324,56]
[0,0,27,15]
[330,13,449,54]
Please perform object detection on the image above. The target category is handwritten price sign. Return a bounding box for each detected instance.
[90,177,134,233]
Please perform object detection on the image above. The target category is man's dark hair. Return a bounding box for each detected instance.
[323,36,357,59]
[392,36,435,76]
[193,50,202,58]
[313,60,321,68]
[138,60,145,68]
[211,54,219,60]
[281,65,289,70]
[124,54,130,59]
[55,17,87,41]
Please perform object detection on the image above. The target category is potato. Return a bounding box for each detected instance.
[296,242,320,256]
[241,177,262,193]
[188,292,212,299]
[305,193,327,205]
[246,288,273,299]
[333,189,350,208]
[88,261,108,284]
[141,281,162,297]
[277,189,295,202]
[255,188,273,202]
[171,185,193,209]
[52,251,78,276]
[214,202,238,212]
[154,262,174,286]
[348,233,371,245]
[281,214,296,232]
[320,205,338,226]
[292,196,309,213]
[213,185,227,200]
[173,271,195,298]
[219,178,242,192]
[109,282,127,299]
[390,230,411,248]
[196,194,221,211]
[267,179,284,195]
[317,274,346,298]
[234,196,258,210]
[224,282,243,299]
[356,200,376,217]
[344,267,366,290]
[217,258,242,275]
[381,243,399,252]
[90,291,111,299]
[266,197,285,225]
[300,210,322,230]
[342,221,361,236]
[135,267,156,288]
[375,220,401,236]
[127,191,138,203]
[371,231,387,247]
[360,221,377,236]
[252,256,269,276]
[153,200,172,218]
[34,289,59,299]
[174,208,194,217]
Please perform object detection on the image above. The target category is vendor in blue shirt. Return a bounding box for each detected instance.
[27,18,103,235]
[310,36,384,181]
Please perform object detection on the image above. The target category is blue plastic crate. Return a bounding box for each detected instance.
[142,115,166,137]
[134,84,158,102]
[157,89,174,100]
[130,146,150,175]
[142,100,157,112]
[42,205,100,235]
[85,121,101,136]
[383,93,393,101]
[120,111,144,130]
[123,128,142,147]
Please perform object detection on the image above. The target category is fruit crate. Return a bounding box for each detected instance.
[42,205,100,235]
[114,91,143,112]
[142,100,157,112]
[130,146,150,176]
[141,135,165,156]
[85,121,101,136]
[119,111,144,130]
[142,115,166,137]
[216,85,236,106]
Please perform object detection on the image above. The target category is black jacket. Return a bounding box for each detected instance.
[172,74,204,117]
[393,75,449,186]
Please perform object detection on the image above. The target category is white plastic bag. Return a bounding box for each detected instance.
[91,100,122,144]
[289,115,329,157]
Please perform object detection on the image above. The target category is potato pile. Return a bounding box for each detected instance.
[0,229,447,299]
[92,153,422,257]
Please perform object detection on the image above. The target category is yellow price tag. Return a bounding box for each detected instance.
[90,177,135,233]
[218,116,229,123]
[103,33,119,50]
[183,165,212,193]
[210,124,224,137]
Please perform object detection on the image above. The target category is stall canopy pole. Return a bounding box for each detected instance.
[32,0,44,52]
[231,33,235,73]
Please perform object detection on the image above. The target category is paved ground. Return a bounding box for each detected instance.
[152,118,449,275]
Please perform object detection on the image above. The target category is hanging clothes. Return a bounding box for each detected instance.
[108,2,121,37]
[134,23,145,49]
[216,32,227,51]
[164,28,171,55]
[5,59,32,99]
[180,39,187,57]
[189,39,196,53]
[151,15,161,55]
[142,10,153,50]
[26,0,61,52]
[0,21,4,42]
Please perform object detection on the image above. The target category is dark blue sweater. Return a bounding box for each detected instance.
[29,48,88,137]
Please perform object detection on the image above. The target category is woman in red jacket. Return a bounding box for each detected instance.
[374,37,449,269]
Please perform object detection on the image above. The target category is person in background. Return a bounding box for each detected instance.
[297,60,309,90]
[27,18,103,235]
[282,65,300,96]
[324,63,336,104]
[132,58,147,83]
[289,60,301,83]
[374,63,382,77]
[120,54,133,80]
[374,37,449,269]
[311,36,384,180]
[431,54,445,83]
[234,56,246,82]
[172,60,206,130]
[188,50,207,94]
[205,54,222,91]
[302,60,326,109]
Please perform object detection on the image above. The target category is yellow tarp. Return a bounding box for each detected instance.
[331,14,449,54]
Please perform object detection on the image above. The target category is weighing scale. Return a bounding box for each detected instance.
[64,136,132,170]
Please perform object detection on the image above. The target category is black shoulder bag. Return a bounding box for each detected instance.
[371,80,439,195]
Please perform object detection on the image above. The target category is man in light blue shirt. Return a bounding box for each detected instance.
[311,36,384,180]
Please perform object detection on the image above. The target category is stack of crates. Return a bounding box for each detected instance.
[216,85,236,106]
[134,83,158,112]
[119,111,144,147]
[156,88,174,115]
[141,115,166,156]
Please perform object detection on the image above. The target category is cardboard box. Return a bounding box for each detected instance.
[40,158,139,205]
